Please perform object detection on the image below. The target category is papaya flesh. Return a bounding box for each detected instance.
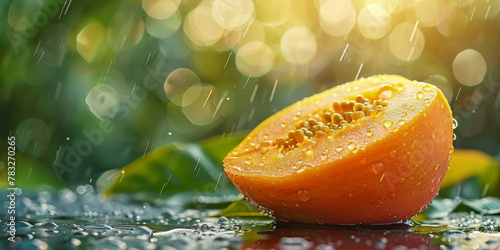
[223,75,454,225]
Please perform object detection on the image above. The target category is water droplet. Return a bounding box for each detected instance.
[435,164,440,170]
[452,118,458,129]
[320,153,328,161]
[397,120,405,126]
[295,203,300,207]
[430,187,435,194]
[347,142,356,151]
[416,181,421,187]
[366,130,374,137]
[395,82,404,91]
[335,146,343,152]
[423,85,433,91]
[389,149,397,157]
[348,193,353,198]
[383,120,393,129]
[360,157,367,165]
[453,133,457,140]
[317,220,324,225]
[371,163,384,174]
[410,141,416,149]
[378,85,394,99]
[416,91,424,99]
[297,190,310,202]
[41,222,59,229]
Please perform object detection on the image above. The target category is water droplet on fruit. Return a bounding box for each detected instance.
[395,82,404,91]
[335,146,343,152]
[295,203,300,207]
[397,120,405,126]
[416,91,424,99]
[453,133,457,140]
[389,150,396,157]
[435,164,440,170]
[347,142,356,151]
[348,193,353,198]
[430,187,435,194]
[416,181,421,187]
[366,130,374,137]
[410,141,416,149]
[378,85,394,99]
[297,190,310,202]
[423,85,433,91]
[383,120,393,129]
[452,118,458,129]
[371,163,384,174]
[317,220,324,225]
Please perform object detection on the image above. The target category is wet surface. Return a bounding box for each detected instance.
[1,188,499,249]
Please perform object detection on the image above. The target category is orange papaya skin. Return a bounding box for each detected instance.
[224,75,454,225]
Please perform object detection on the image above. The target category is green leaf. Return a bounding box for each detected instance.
[417,197,500,221]
[440,149,500,198]
[0,153,64,190]
[99,132,246,196]
[462,197,500,214]
[218,198,264,217]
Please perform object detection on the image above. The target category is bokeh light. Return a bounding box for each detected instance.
[387,22,425,62]
[281,26,317,64]
[145,11,181,39]
[414,0,447,27]
[452,49,487,87]
[164,68,201,106]
[357,4,392,39]
[254,0,292,26]
[184,6,225,48]
[85,84,121,120]
[437,7,468,37]
[319,0,356,37]
[77,23,107,63]
[212,0,254,31]
[236,41,275,77]
[182,83,221,125]
[15,118,51,158]
[142,0,181,19]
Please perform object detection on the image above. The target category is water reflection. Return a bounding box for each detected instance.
[243,221,438,249]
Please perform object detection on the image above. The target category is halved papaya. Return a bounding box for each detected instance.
[223,75,454,225]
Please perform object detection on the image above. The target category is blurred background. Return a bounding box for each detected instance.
[1,0,499,188]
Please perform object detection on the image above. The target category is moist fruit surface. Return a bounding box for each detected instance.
[224,75,454,224]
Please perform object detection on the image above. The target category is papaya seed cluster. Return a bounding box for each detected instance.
[274,95,389,150]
